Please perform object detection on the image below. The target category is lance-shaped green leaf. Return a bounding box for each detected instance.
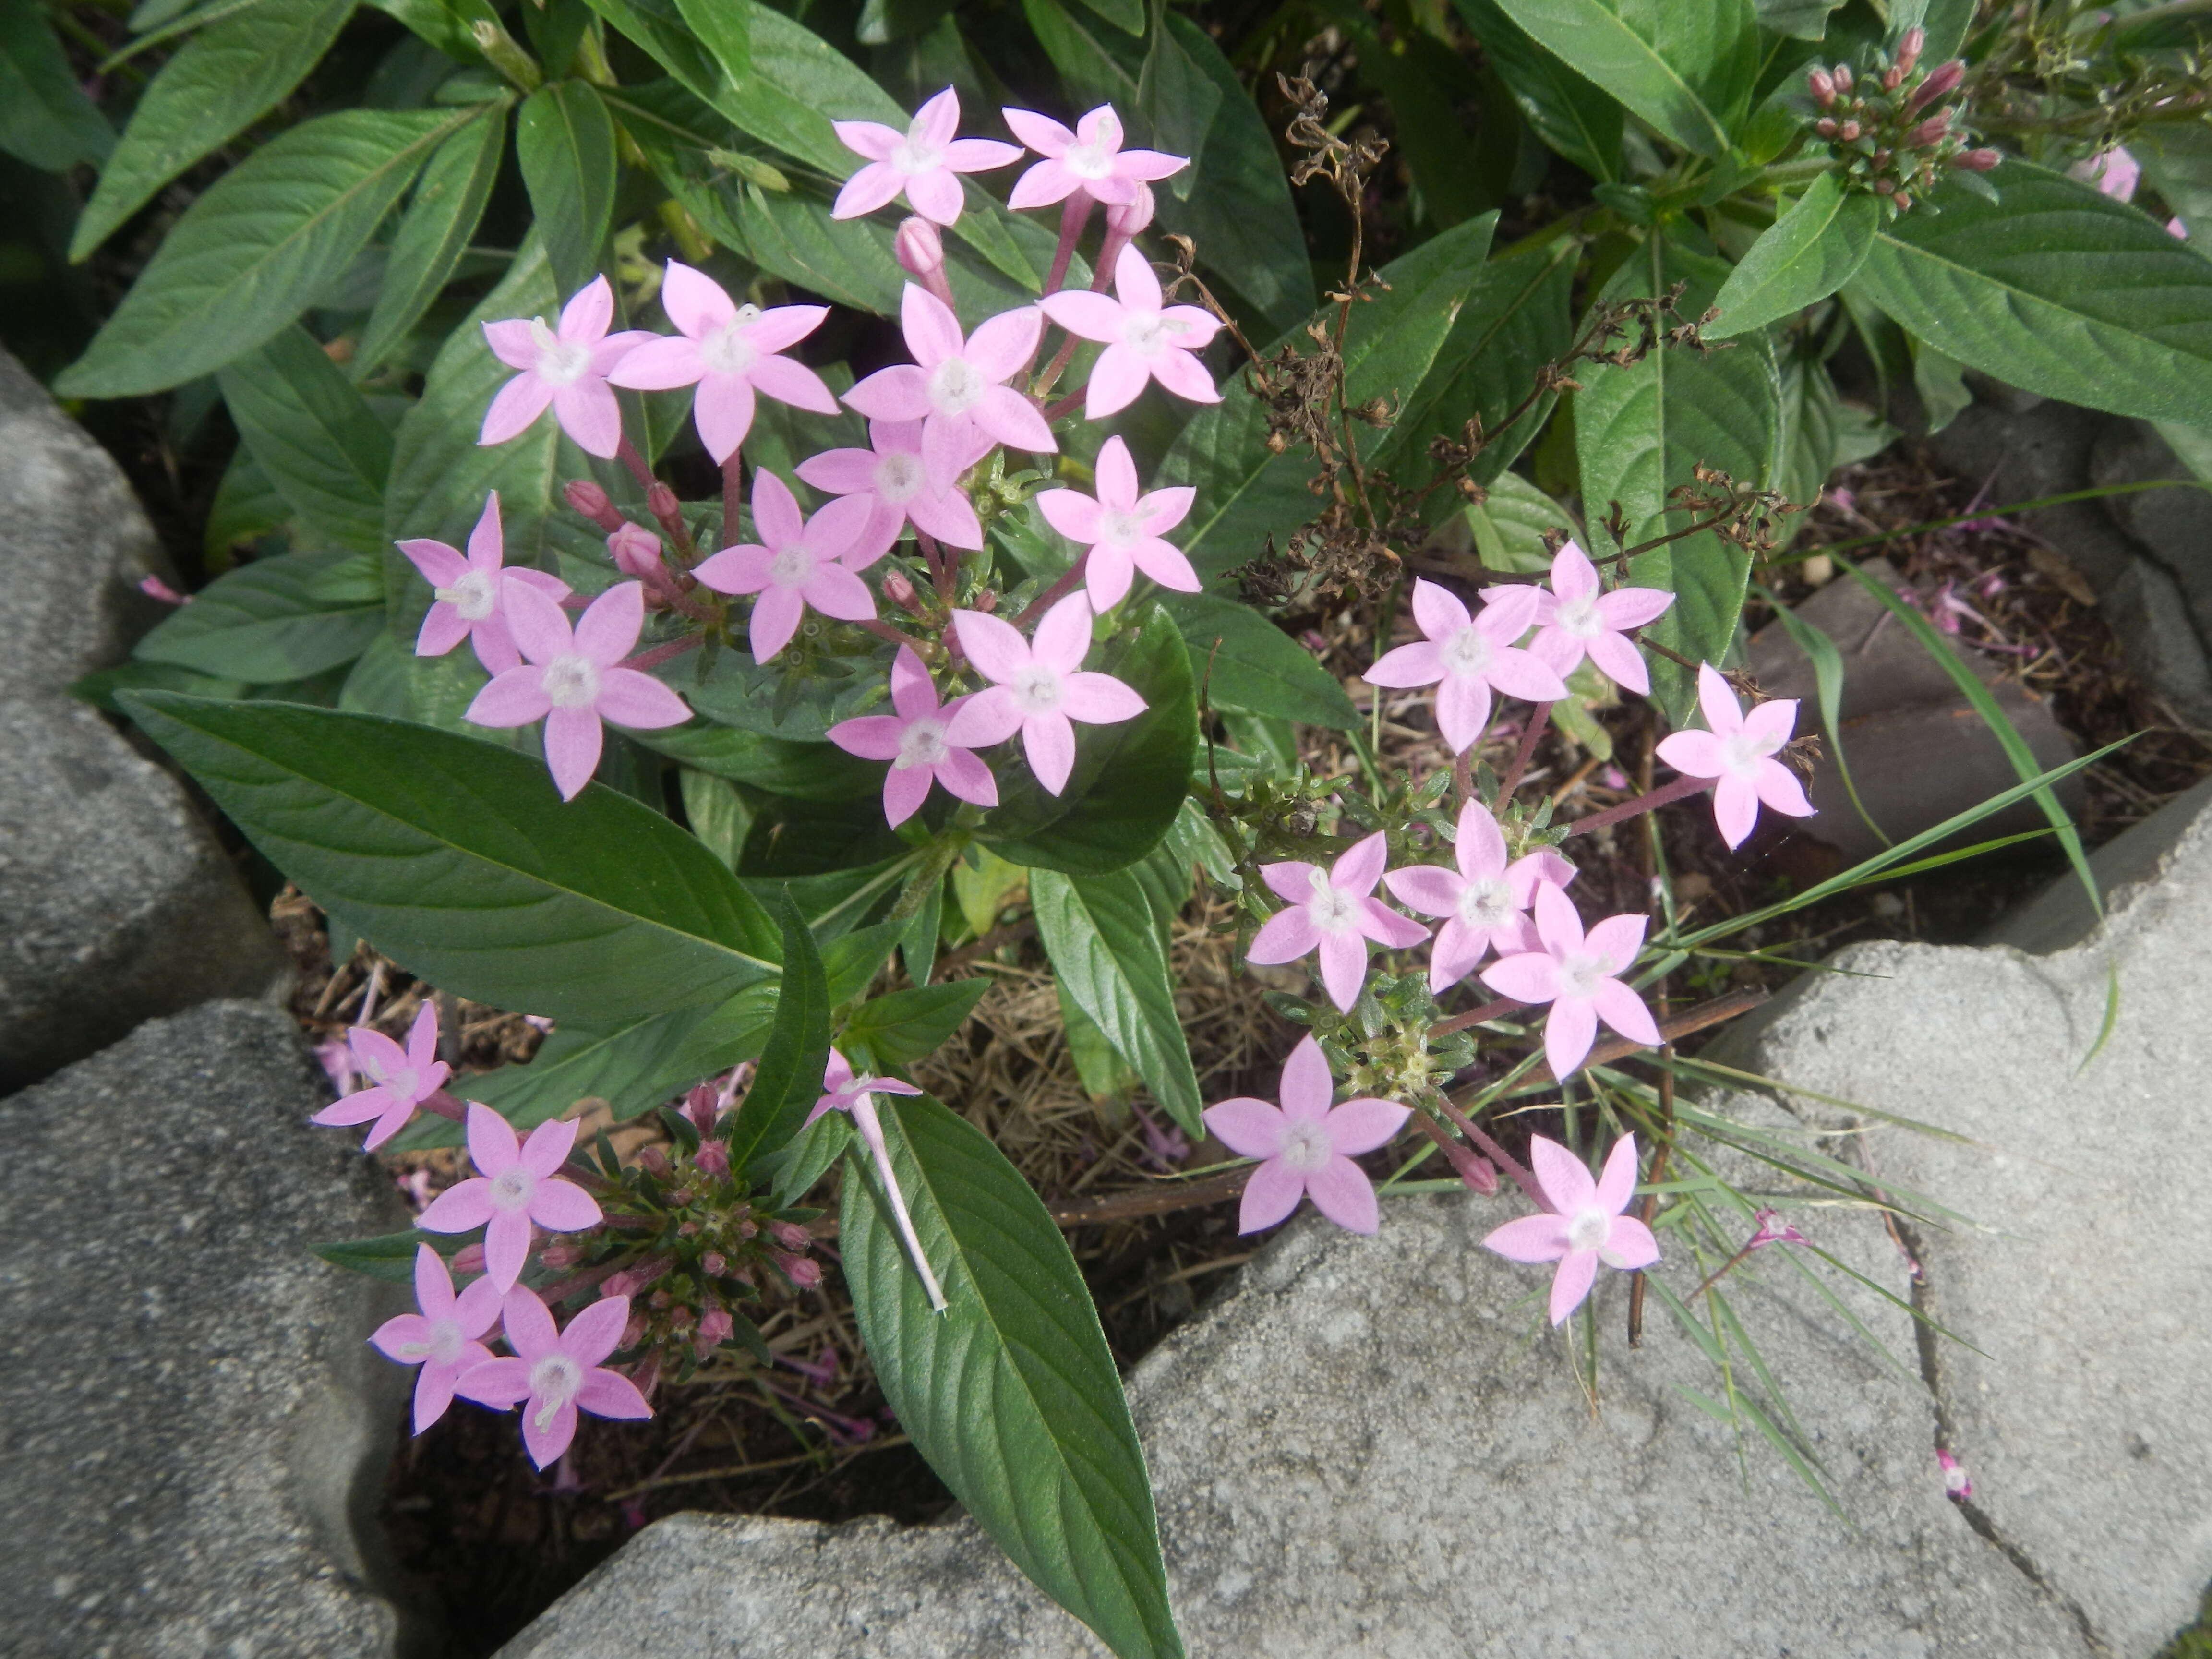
[1709,173,1878,338]
[218,326,394,555]
[723,889,832,1173]
[133,550,383,681]
[1032,867,1203,1134]
[0,6,113,171]
[70,0,354,260]
[517,80,619,296]
[59,108,469,397]
[1489,0,1757,156]
[838,978,988,1070]
[358,105,506,375]
[119,695,783,1021]
[1163,593,1358,730]
[1453,0,1620,179]
[842,1094,1181,1659]
[1853,160,2212,427]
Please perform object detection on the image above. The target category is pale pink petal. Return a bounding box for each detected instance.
[1486,647,1570,702]
[1084,546,1133,611]
[1137,485,1195,534]
[1477,582,1542,640]
[453,1355,533,1407]
[1007,156,1080,209]
[410,1243,454,1315]
[482,319,538,369]
[1111,243,1161,311]
[1128,541,1200,592]
[1322,1097,1410,1157]
[1599,1214,1660,1270]
[356,1097,419,1151]
[588,329,654,376]
[1584,913,1648,975]
[1021,710,1077,793]
[416,604,470,659]
[748,354,842,416]
[966,307,1044,380]
[1247,905,1322,965]
[1483,1212,1572,1263]
[1277,1035,1334,1120]
[832,119,901,161]
[1316,930,1370,1011]
[577,1369,654,1420]
[1409,578,1472,641]
[1035,487,1105,543]
[1434,673,1494,754]
[1001,107,1074,156]
[941,685,1022,747]
[1753,758,1815,818]
[1506,848,1575,903]
[1594,586,1674,629]
[832,161,907,220]
[560,1293,629,1365]
[543,704,605,799]
[1543,998,1599,1079]
[480,373,555,446]
[500,1286,560,1357]
[1426,921,1487,992]
[972,385,1056,455]
[557,276,613,341]
[454,1274,502,1335]
[1237,1158,1307,1234]
[1333,831,1390,896]
[1357,897,1430,949]
[1145,347,1219,405]
[1363,640,1444,689]
[692,375,757,463]
[1712,775,1759,849]
[481,1208,530,1290]
[942,138,1023,173]
[520,1397,578,1468]
[594,668,691,730]
[1479,950,1562,1004]
[398,538,469,587]
[749,472,803,548]
[888,646,938,720]
[1159,305,1223,346]
[1741,698,1800,748]
[1304,1155,1382,1234]
[1383,865,1465,917]
[903,166,965,224]
[1529,628,1587,680]
[1075,106,1122,150]
[1528,1134,1598,1214]
[748,586,805,662]
[1082,346,1150,418]
[467,667,552,727]
[1060,672,1145,724]
[1593,1133,1641,1215]
[1037,289,1123,343]
[1655,729,1727,779]
[502,580,572,665]
[418,1177,496,1233]
[1114,147,1188,183]
[413,1363,461,1432]
[1584,629,1650,695]
[605,336,706,390]
[1695,662,1742,736]
[313,1083,401,1128]
[1591,978,1659,1048]
[951,608,1031,683]
[1259,861,1321,902]
[1549,541,1599,601]
[694,544,773,596]
[795,446,881,494]
[1548,1249,1600,1324]
[529,1176,602,1233]
[830,714,908,761]
[799,561,877,623]
[1089,436,1139,508]
[573,581,645,667]
[901,283,965,366]
[739,303,831,355]
[661,260,737,338]
[1203,1096,1288,1158]
[881,763,934,827]
[1531,882,1585,956]
[933,746,998,807]
[907,484,984,549]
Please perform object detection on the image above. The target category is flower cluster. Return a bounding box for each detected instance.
[1806,27,1999,210]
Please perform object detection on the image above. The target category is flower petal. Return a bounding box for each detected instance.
[1483,1212,1571,1263]
[418,1176,496,1234]
[951,608,1031,683]
[1020,710,1077,794]
[1527,1134,1598,1214]
[1304,1155,1382,1234]
[1409,578,1471,641]
[577,1368,655,1421]
[1246,905,1321,965]
[1236,1158,1307,1234]
[544,704,605,799]
[691,374,757,464]
[594,668,691,730]
[1322,1097,1410,1157]
[1382,865,1463,918]
[1479,950,1562,1005]
[661,260,736,338]
[1599,1214,1660,1271]
[1593,1133,1641,1216]
[1316,930,1369,1011]
[1542,996,1598,1079]
[1030,592,1094,672]
[1548,1249,1600,1324]
[1362,641,1444,689]
[1202,1096,1288,1159]
[1591,977,1660,1047]
[1082,344,1150,418]
[1277,1034,1333,1121]
[1037,289,1124,343]
[1060,672,1145,724]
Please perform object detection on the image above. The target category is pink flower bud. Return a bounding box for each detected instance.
[701,1251,728,1276]
[1883,64,1904,91]
[769,1219,812,1252]
[638,1145,670,1176]
[629,1355,661,1400]
[608,521,663,578]
[647,481,681,522]
[451,1244,486,1275]
[1839,120,1862,142]
[1897,25,1924,75]
[622,1311,649,1347]
[565,479,622,530]
[1908,60,1964,112]
[540,1242,586,1269]
[1808,67,1836,107]
[692,1140,729,1179]
[1440,1138,1498,1197]
[138,574,191,605]
[1816,117,1839,138]
[1955,147,2000,171]
[775,1251,822,1289]
[694,1306,733,1359]
[974,589,997,614]
[1892,191,1912,212]
[684,1083,718,1134]
[882,566,922,613]
[668,1305,695,1333]
[1907,113,1949,148]
[894,216,945,279]
[1832,62,1853,94]
[1105,182,1154,238]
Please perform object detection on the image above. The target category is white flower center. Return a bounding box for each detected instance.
[1064,142,1113,180]
[768,543,816,587]
[1009,663,1062,715]
[529,317,593,386]
[892,137,941,175]
[1557,951,1608,1001]
[1306,868,1360,934]
[1440,625,1495,678]
[1721,730,1776,776]
[875,451,926,504]
[699,305,763,377]
[1098,507,1144,547]
[541,654,601,709]
[1456,877,1514,931]
[394,1315,466,1365]
[434,568,499,622]
[1566,1207,1612,1253]
[528,1352,584,1429]
[927,356,987,415]
[489,1165,538,1213]
[1553,591,1601,637]
[1276,1121,1334,1174]
[1121,313,1186,356]
[896,716,950,769]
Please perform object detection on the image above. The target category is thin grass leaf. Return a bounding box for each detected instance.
[2078,958,2123,1074]
[1753,580,1889,847]
[1709,1286,1820,1451]
[1668,1056,1979,1143]
[1839,827,2057,882]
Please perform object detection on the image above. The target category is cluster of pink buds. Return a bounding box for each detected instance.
[1807,28,1997,210]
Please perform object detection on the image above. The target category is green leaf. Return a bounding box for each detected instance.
[1134,9,1222,203]
[1170,213,1503,579]
[678,768,752,868]
[1489,0,1757,156]
[1031,867,1203,1134]
[842,1094,1180,1659]
[1853,160,2212,427]
[671,0,752,92]
[357,105,505,374]
[1466,469,1579,571]
[840,979,989,1070]
[1163,592,1358,729]
[517,80,619,296]
[583,0,729,104]
[985,603,1198,875]
[1775,344,1889,506]
[1574,237,1781,716]
[366,0,501,60]
[217,326,395,555]
[1315,0,1494,228]
[133,550,383,681]
[640,720,879,800]
[119,695,784,1021]
[0,6,113,171]
[1895,0,1975,62]
[1071,0,1144,33]
[59,108,468,398]
[1454,0,1621,180]
[70,0,354,260]
[723,888,832,1173]
[1754,0,1845,40]
[312,1226,461,1282]
[1709,174,1877,338]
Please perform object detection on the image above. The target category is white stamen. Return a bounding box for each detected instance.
[529,317,593,386]
[1557,952,1608,1000]
[528,1353,583,1428]
[875,452,926,504]
[699,305,763,377]
[1276,1121,1333,1174]
[927,357,986,416]
[1440,625,1495,678]
[1552,591,1601,637]
[896,718,950,769]
[433,568,499,623]
[1456,877,1515,931]
[1306,868,1360,934]
[1567,1208,1612,1252]
[1098,508,1144,546]
[768,543,815,586]
[1721,731,1776,775]
[1064,143,1112,180]
[1009,663,1062,715]
[541,655,601,709]
[891,138,940,175]
[489,1166,538,1212]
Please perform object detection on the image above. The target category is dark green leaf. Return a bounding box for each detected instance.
[672,0,752,90]
[840,979,988,1070]
[1164,592,1358,729]
[218,326,395,555]
[1775,345,1889,507]
[366,0,500,60]
[1454,0,1621,180]
[70,0,354,259]
[59,108,468,397]
[842,1094,1180,1659]
[723,888,832,1172]
[643,720,880,799]
[0,6,113,171]
[1134,12,1221,202]
[1754,0,1845,40]
[985,603,1197,875]
[119,695,784,1020]
[1031,867,1202,1133]
[1709,173,1878,338]
[1488,0,1757,156]
[517,80,619,295]
[1316,0,1494,227]
[339,633,417,717]
[73,659,249,713]
[313,1226,462,1281]
[134,550,383,681]
[358,105,505,374]
[1853,159,2212,427]
[1070,0,1144,33]
[1466,469,1578,572]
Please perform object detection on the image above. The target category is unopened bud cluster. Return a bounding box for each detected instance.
[1807,28,1997,212]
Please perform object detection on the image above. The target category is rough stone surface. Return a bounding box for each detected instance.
[503,1111,2089,1657]
[1713,790,2212,1657]
[0,345,173,703]
[0,694,287,1092]
[0,1000,410,1659]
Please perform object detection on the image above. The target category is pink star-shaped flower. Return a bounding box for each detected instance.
[465,580,693,800]
[806,1050,943,1310]
[418,1106,606,1291]
[691,471,878,663]
[1382,801,1576,993]
[844,286,1054,490]
[1248,831,1430,1013]
[1482,1133,1659,1324]
[1519,541,1674,696]
[454,1286,653,1468]
[832,86,1022,226]
[1363,578,1567,755]
[479,276,657,458]
[1002,103,1186,208]
[1037,244,1220,418]
[397,492,572,677]
[606,262,839,463]
[1033,434,1199,611]
[1479,884,1660,1079]
[794,418,985,567]
[371,1243,502,1433]
[1203,1035,1411,1235]
[311,1001,452,1151]
[828,646,998,828]
[1652,663,1816,850]
[942,594,1146,795]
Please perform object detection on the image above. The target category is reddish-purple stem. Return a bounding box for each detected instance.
[1012,552,1090,627]
[1435,1095,1543,1206]
[1044,195,1091,295]
[1560,773,1710,838]
[1493,701,1554,809]
[622,634,703,674]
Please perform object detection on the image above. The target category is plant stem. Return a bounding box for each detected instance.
[1431,995,1529,1037]
[1494,701,1554,808]
[918,531,951,601]
[622,634,703,674]
[1560,773,1709,838]
[1045,195,1090,295]
[1013,552,1089,626]
[721,451,745,542]
[615,436,656,493]
[887,833,968,924]
[858,617,929,653]
[1434,1095,1544,1206]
